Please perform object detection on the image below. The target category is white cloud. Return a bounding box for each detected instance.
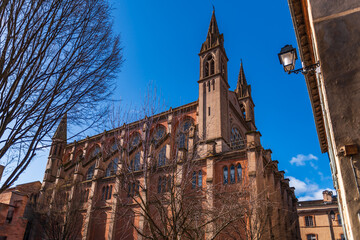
[288,176,318,194]
[290,154,318,166]
[288,176,334,201]
[298,188,334,201]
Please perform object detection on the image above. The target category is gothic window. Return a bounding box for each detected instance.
[129,152,141,171]
[90,146,101,158]
[153,126,166,145]
[237,164,242,182]
[230,165,235,183]
[177,119,193,149]
[240,104,246,118]
[305,216,314,227]
[204,55,215,77]
[111,142,118,152]
[86,164,95,180]
[223,166,228,184]
[212,79,215,90]
[102,187,105,200]
[306,234,316,240]
[130,133,141,149]
[75,151,83,162]
[198,170,202,188]
[230,127,245,150]
[134,152,140,171]
[192,171,197,189]
[105,158,118,177]
[158,146,166,166]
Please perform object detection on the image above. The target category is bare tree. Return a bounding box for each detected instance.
[29,182,86,240]
[0,0,123,192]
[107,95,280,240]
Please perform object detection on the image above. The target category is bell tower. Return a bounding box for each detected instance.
[42,113,67,190]
[198,10,230,153]
[235,62,256,130]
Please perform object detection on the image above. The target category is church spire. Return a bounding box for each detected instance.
[235,61,251,98]
[200,10,224,53]
[52,113,67,142]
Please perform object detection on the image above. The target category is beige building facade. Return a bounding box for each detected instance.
[298,190,344,240]
[287,0,360,239]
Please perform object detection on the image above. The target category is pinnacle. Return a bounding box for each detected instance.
[52,113,67,141]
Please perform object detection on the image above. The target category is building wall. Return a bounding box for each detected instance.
[40,12,300,240]
[287,0,360,239]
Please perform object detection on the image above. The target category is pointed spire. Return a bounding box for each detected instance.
[53,113,67,141]
[200,10,224,53]
[235,61,251,98]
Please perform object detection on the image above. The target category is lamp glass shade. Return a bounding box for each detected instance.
[278,45,297,72]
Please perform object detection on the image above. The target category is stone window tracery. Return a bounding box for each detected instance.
[158,146,166,167]
[105,158,118,177]
[177,119,193,149]
[230,127,245,150]
[86,164,95,180]
[204,55,215,77]
[152,126,166,145]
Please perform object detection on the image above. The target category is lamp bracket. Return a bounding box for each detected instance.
[288,62,320,75]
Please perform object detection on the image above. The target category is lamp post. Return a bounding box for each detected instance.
[278,45,320,74]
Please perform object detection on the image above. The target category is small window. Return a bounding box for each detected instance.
[223,166,228,184]
[158,147,166,166]
[337,214,342,225]
[91,146,101,158]
[305,216,314,227]
[340,234,345,240]
[105,158,118,177]
[230,165,235,184]
[108,185,112,199]
[237,164,242,182]
[208,107,211,116]
[192,171,197,189]
[198,170,202,188]
[86,164,95,180]
[306,234,316,240]
[131,152,141,171]
[208,82,211,92]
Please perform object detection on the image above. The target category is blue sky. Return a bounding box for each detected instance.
[14,0,334,201]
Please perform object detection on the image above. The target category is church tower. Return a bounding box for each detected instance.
[234,62,256,130]
[42,114,67,190]
[198,10,230,153]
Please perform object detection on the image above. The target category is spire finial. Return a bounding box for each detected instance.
[212,4,215,13]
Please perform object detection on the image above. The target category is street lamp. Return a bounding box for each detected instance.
[278,44,320,74]
[330,210,335,220]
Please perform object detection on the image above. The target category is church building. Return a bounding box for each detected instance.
[40,11,300,240]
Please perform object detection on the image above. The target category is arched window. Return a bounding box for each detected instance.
[198,170,202,188]
[230,127,245,150]
[130,133,141,150]
[230,165,235,184]
[177,119,193,149]
[105,158,118,177]
[223,166,228,184]
[108,185,112,199]
[153,126,166,145]
[86,164,95,180]
[240,104,246,118]
[192,171,197,189]
[102,187,105,200]
[158,147,166,166]
[306,234,316,240]
[158,177,162,193]
[111,142,118,152]
[237,164,242,182]
[134,152,140,171]
[90,146,101,158]
[105,186,109,200]
[204,55,215,77]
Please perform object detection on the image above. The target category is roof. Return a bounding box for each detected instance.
[287,0,328,153]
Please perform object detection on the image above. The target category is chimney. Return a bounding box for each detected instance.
[323,190,333,203]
